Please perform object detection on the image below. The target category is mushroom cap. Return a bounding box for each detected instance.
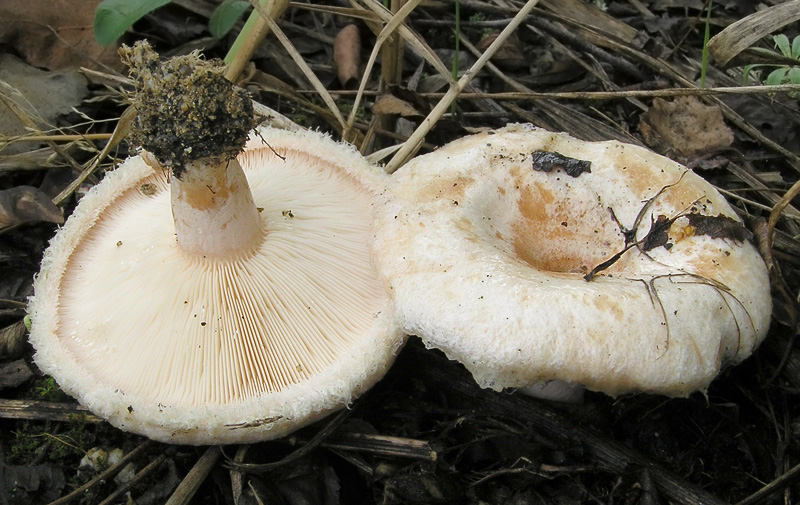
[374,124,771,397]
[29,126,404,444]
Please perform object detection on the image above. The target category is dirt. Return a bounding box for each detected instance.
[123,41,256,176]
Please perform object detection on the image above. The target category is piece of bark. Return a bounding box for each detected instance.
[0,399,103,423]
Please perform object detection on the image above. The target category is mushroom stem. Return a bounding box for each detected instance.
[120,41,263,258]
[171,156,262,257]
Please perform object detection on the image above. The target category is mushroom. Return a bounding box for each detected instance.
[373,124,771,398]
[28,42,403,444]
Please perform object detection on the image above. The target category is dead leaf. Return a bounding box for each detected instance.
[0,54,89,155]
[641,214,673,252]
[136,458,179,505]
[638,96,734,158]
[721,94,800,153]
[0,459,66,505]
[531,150,591,177]
[475,31,527,71]
[640,212,752,253]
[384,473,464,503]
[0,186,64,228]
[686,213,753,242]
[751,216,773,271]
[690,155,730,171]
[275,464,340,505]
[0,359,33,390]
[0,321,28,361]
[417,74,450,94]
[372,94,423,117]
[642,14,683,34]
[333,24,361,88]
[0,0,123,71]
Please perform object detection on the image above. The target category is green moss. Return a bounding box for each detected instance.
[49,421,91,461]
[6,415,95,465]
[8,423,40,464]
[34,377,68,402]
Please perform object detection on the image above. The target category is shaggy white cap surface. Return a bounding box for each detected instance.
[374,124,771,397]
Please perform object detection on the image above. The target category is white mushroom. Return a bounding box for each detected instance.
[374,124,771,398]
[28,44,403,444]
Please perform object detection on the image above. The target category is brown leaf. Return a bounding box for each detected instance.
[686,213,753,242]
[0,186,64,228]
[372,94,423,117]
[641,214,673,252]
[0,54,89,155]
[475,31,527,71]
[0,0,123,71]
[0,460,65,504]
[0,359,33,390]
[333,24,361,88]
[0,320,28,361]
[751,216,773,271]
[638,96,734,158]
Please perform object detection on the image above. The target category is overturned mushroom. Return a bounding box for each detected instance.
[374,124,771,398]
[28,43,403,444]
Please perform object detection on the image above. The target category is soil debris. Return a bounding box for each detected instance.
[531,150,591,177]
[121,41,256,177]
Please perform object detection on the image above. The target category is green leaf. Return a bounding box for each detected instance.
[742,64,762,84]
[774,34,791,58]
[209,0,251,38]
[766,68,788,86]
[741,64,752,83]
[94,0,173,46]
[787,67,800,84]
[792,35,800,60]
